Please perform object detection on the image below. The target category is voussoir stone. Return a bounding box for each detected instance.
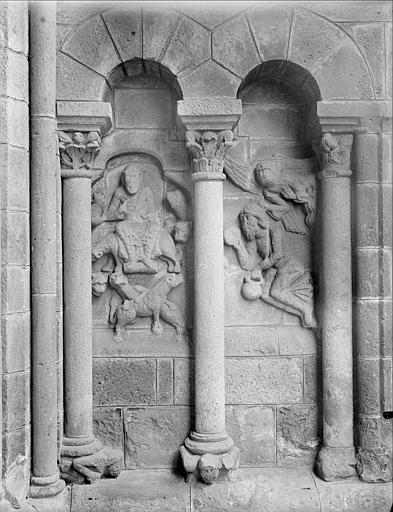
[179,60,241,98]
[161,16,210,77]
[102,7,142,62]
[142,7,179,61]
[212,15,261,78]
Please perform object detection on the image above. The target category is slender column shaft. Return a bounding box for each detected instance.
[316,132,356,481]
[320,176,353,446]
[29,1,64,497]
[62,177,94,441]
[193,176,226,435]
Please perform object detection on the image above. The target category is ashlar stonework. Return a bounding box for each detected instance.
[0,1,391,511]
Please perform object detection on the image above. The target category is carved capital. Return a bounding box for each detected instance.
[317,133,353,179]
[58,130,101,178]
[186,130,235,174]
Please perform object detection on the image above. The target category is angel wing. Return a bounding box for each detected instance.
[223,154,260,194]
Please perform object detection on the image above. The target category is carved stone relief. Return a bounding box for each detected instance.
[91,153,191,343]
[223,152,318,328]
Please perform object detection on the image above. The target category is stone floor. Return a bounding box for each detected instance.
[25,468,392,512]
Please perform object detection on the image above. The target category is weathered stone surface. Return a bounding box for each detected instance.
[277,327,317,355]
[2,267,30,314]
[142,7,179,61]
[212,15,261,78]
[238,105,303,139]
[355,300,381,357]
[313,41,374,99]
[178,5,245,30]
[61,15,121,76]
[226,406,276,465]
[102,7,142,62]
[56,52,108,101]
[3,427,30,472]
[355,183,379,247]
[179,60,241,98]
[0,49,28,102]
[157,359,174,406]
[0,145,29,211]
[161,17,210,77]
[277,405,321,467]
[356,248,391,298]
[71,470,190,512]
[2,371,30,431]
[340,23,386,98]
[0,98,29,148]
[93,407,123,452]
[4,458,30,509]
[3,313,30,373]
[174,358,194,405]
[114,88,174,129]
[191,468,320,512]
[354,131,379,182]
[246,4,292,61]
[124,407,191,468]
[382,184,392,246]
[307,1,392,22]
[5,1,28,55]
[226,358,303,404]
[381,357,392,411]
[386,23,392,98]
[93,359,156,406]
[93,327,193,358]
[304,356,321,404]
[381,300,392,357]
[225,326,278,357]
[4,211,30,266]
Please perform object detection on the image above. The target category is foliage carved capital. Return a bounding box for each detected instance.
[58,131,101,177]
[317,133,353,179]
[185,130,235,174]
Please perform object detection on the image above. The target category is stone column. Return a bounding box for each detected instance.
[316,132,357,481]
[57,102,122,484]
[354,124,392,482]
[178,99,241,484]
[29,2,65,498]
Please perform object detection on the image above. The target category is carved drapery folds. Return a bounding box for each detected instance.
[223,153,318,328]
[91,154,190,344]
[186,130,235,174]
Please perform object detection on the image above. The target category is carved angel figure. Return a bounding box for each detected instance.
[224,200,316,328]
[223,153,317,235]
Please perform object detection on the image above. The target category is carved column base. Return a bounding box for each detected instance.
[60,437,123,484]
[180,433,240,484]
[316,446,357,481]
[29,473,66,498]
[356,447,392,483]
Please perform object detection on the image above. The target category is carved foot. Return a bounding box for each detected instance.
[114,328,124,343]
[151,321,163,335]
[316,446,357,481]
[180,445,240,485]
[60,447,123,485]
[356,447,392,483]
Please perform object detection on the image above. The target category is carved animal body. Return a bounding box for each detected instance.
[110,273,186,343]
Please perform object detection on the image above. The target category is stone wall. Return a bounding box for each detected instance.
[0,1,31,506]
[56,0,392,476]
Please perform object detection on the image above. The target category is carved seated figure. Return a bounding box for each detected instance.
[224,200,316,328]
[91,162,180,275]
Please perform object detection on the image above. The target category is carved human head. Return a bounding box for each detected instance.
[198,454,221,485]
[123,162,144,195]
[174,221,191,243]
[239,201,269,240]
[92,272,108,297]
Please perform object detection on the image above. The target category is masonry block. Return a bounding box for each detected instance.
[102,7,142,63]
[93,358,156,406]
[0,146,29,211]
[0,49,28,102]
[356,249,388,298]
[355,300,380,357]
[354,132,379,182]
[304,355,321,404]
[178,4,245,30]
[225,326,278,357]
[142,7,179,61]
[212,15,261,78]
[157,359,174,405]
[6,1,28,55]
[61,15,121,76]
[226,357,303,404]
[114,88,174,129]
[277,326,317,356]
[381,300,392,357]
[238,105,303,139]
[277,405,321,467]
[226,405,276,465]
[386,23,392,99]
[2,371,30,432]
[0,98,29,148]
[174,358,194,405]
[93,407,123,452]
[161,17,210,77]
[247,5,291,61]
[382,358,392,412]
[2,313,30,374]
[382,185,392,247]
[358,358,381,415]
[124,406,191,468]
[4,211,30,266]
[3,427,30,473]
[355,183,379,247]
[2,267,30,314]
[179,60,241,98]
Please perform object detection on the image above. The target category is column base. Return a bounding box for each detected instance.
[181,433,240,485]
[29,474,65,498]
[316,446,357,482]
[60,437,123,484]
[356,447,392,483]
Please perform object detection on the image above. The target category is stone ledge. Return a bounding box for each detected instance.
[56,101,113,135]
[69,468,392,512]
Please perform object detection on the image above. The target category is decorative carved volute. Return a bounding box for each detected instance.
[186,130,235,174]
[58,131,101,174]
[318,133,353,178]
